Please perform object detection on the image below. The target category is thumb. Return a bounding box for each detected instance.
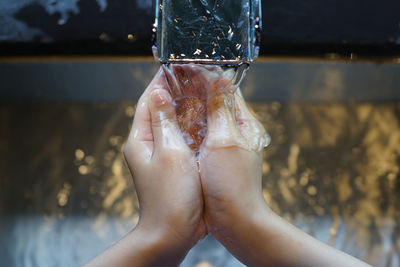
[148,88,187,152]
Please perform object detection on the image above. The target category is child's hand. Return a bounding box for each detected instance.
[199,88,270,237]
[86,69,370,267]
[123,68,206,265]
[198,88,370,267]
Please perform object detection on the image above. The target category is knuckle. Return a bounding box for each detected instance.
[205,133,241,149]
[150,116,163,128]
[151,113,176,128]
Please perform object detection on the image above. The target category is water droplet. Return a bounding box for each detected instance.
[214,14,222,22]
[227,26,234,40]
[200,0,208,6]
[127,34,136,41]
[58,17,67,25]
[193,49,202,55]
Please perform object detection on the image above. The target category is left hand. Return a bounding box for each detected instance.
[84,69,206,267]
[123,68,206,264]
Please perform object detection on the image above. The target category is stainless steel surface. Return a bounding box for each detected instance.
[1,101,400,266]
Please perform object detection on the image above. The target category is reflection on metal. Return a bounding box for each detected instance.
[0,102,400,266]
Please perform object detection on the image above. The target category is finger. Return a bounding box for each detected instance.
[206,88,241,147]
[235,89,270,151]
[125,68,164,162]
[148,88,188,153]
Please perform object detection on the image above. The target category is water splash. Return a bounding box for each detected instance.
[161,63,249,155]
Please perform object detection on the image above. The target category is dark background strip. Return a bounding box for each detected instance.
[1,0,400,58]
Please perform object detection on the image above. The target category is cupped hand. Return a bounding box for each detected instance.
[124,68,206,257]
[199,89,371,267]
[88,68,369,267]
[199,87,270,236]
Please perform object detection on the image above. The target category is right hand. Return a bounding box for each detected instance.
[199,88,370,267]
[199,88,270,237]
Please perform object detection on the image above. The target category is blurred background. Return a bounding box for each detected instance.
[1,0,400,266]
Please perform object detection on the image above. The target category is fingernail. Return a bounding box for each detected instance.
[151,89,172,107]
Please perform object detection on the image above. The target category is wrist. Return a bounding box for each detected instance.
[208,192,273,236]
[210,200,276,266]
[216,201,271,233]
[127,223,192,267]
